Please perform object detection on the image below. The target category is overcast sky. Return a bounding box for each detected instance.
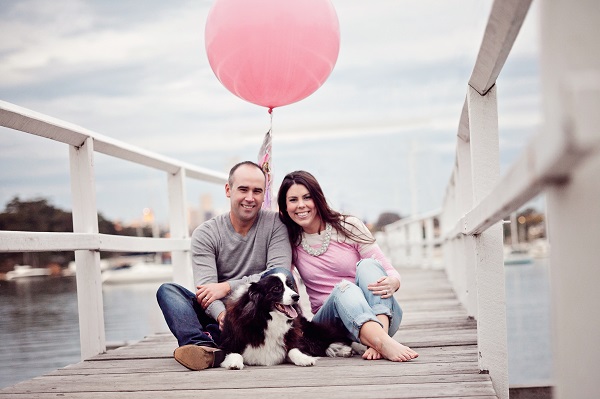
[0,0,542,225]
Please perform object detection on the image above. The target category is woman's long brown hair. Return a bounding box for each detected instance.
[277,170,374,262]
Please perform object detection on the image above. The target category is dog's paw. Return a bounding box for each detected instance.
[288,348,318,366]
[221,353,244,370]
[350,342,367,356]
[326,342,353,358]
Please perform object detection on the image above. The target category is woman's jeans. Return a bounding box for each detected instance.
[311,258,403,343]
[156,267,295,348]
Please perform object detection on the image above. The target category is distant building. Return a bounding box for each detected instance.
[188,193,215,232]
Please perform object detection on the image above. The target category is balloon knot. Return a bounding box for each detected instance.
[268,107,273,114]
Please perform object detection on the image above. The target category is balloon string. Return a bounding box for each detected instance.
[269,109,273,210]
[261,108,273,210]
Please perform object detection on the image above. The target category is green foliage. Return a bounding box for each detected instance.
[0,197,73,233]
[372,212,403,232]
[0,196,155,271]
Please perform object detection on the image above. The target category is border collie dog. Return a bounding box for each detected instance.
[220,272,353,370]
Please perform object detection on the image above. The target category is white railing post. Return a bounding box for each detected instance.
[168,167,194,290]
[423,216,435,268]
[541,0,600,397]
[467,84,508,399]
[456,125,478,317]
[454,235,468,306]
[408,221,422,267]
[442,171,458,286]
[395,227,406,266]
[69,137,106,359]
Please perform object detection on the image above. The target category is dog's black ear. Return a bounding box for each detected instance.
[240,283,263,319]
[247,282,264,303]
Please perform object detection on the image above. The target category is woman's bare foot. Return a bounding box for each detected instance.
[362,347,382,360]
[359,321,419,362]
[374,335,419,362]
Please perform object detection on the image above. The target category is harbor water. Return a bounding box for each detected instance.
[505,257,553,387]
[0,258,552,389]
[0,277,169,389]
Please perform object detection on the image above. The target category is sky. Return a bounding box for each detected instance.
[0,0,542,226]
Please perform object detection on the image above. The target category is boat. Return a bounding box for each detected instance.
[530,239,550,258]
[101,262,173,284]
[504,246,534,265]
[5,265,51,280]
[504,212,535,265]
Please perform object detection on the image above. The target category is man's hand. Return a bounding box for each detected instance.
[196,282,231,309]
[217,311,226,330]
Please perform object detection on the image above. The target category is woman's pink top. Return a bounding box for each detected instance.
[294,216,401,314]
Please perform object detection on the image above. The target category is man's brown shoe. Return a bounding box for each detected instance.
[173,345,225,371]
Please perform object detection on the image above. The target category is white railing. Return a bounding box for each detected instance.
[0,100,227,360]
[380,1,600,399]
[2,2,598,398]
[377,209,441,270]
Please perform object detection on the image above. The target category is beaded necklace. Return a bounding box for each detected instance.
[301,223,332,256]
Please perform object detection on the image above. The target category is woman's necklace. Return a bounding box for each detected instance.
[301,223,332,256]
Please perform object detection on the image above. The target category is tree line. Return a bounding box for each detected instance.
[0,197,154,272]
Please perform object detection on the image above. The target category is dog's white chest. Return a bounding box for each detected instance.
[242,313,291,366]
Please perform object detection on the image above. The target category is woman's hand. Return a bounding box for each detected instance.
[196,282,231,309]
[368,276,401,299]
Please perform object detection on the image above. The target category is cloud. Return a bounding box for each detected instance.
[0,0,542,223]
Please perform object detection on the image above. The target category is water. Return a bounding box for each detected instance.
[0,259,553,389]
[505,257,553,386]
[0,277,168,389]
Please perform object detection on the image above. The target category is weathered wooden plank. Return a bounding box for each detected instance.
[0,381,496,399]
[399,336,477,348]
[400,275,453,284]
[403,310,470,318]
[401,317,474,329]
[95,335,474,363]
[51,346,479,375]
[89,330,477,360]
[398,291,458,301]
[401,303,462,313]
[400,298,463,310]
[0,395,499,399]
[90,333,476,361]
[0,383,497,399]
[71,356,479,375]
[2,369,492,394]
[0,266,495,398]
[402,316,473,326]
[399,325,477,335]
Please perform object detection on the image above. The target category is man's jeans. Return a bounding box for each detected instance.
[156,267,295,348]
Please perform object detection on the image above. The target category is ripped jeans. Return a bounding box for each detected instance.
[311,258,403,342]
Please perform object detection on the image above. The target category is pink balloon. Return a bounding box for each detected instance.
[205,0,340,109]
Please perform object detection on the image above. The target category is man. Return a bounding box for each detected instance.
[156,161,293,370]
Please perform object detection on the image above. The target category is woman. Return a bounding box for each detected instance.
[277,170,418,362]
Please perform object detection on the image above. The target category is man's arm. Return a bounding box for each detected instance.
[191,225,227,321]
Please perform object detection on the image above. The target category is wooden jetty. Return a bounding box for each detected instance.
[0,267,497,398]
